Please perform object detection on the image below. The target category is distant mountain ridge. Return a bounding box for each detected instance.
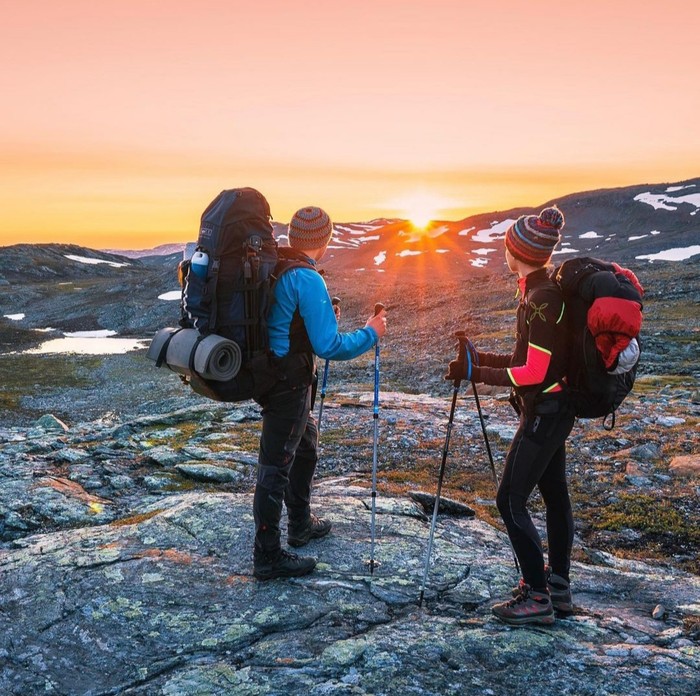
[0,177,698,341]
[94,177,699,272]
[103,243,187,259]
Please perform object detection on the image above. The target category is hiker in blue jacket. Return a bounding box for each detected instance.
[253,206,387,580]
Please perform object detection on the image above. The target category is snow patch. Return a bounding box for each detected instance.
[25,337,148,355]
[64,254,130,268]
[552,248,579,255]
[636,245,700,262]
[469,257,489,268]
[436,249,449,254]
[4,313,25,321]
[666,184,696,192]
[473,248,497,256]
[374,251,387,266]
[634,191,700,211]
[158,291,182,301]
[579,231,602,239]
[628,235,648,241]
[335,223,384,233]
[429,225,450,238]
[457,226,475,237]
[396,250,422,257]
[472,219,516,243]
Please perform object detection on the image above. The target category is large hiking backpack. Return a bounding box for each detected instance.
[182,187,277,350]
[148,187,315,402]
[553,257,644,428]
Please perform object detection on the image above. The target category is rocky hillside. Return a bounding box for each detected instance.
[0,178,699,694]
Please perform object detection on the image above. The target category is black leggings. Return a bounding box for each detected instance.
[496,406,576,589]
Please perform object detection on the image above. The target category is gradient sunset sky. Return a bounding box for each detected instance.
[1,0,698,249]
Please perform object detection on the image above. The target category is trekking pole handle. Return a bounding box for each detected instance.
[374,302,385,316]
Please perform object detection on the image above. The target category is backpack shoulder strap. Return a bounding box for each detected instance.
[272,247,318,285]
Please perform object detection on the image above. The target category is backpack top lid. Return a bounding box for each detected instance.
[554,257,643,305]
[198,188,274,252]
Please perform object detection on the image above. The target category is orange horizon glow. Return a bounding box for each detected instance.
[1,1,698,249]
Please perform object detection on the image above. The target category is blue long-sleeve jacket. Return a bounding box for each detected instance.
[267,264,378,360]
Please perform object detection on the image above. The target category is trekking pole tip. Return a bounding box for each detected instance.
[364,558,381,573]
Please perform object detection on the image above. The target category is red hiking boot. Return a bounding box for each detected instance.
[512,566,573,614]
[492,583,555,626]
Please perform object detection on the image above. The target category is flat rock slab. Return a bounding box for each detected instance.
[670,454,700,476]
[1,483,699,695]
[174,462,244,483]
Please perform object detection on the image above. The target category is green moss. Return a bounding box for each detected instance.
[634,375,694,392]
[165,422,202,449]
[0,353,100,410]
[593,494,697,538]
[223,426,261,452]
[580,493,700,571]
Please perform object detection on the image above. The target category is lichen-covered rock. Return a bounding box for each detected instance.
[1,485,699,695]
[175,462,244,483]
[34,414,70,432]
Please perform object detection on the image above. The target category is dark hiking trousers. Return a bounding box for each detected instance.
[496,400,576,590]
[253,375,319,554]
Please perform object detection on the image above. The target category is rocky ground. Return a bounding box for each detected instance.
[1,383,699,694]
[1,248,698,694]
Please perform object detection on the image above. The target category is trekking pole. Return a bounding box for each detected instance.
[471,380,521,574]
[317,297,341,434]
[366,302,385,575]
[418,379,461,607]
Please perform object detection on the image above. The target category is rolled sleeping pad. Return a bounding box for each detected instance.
[147,327,242,381]
[146,327,179,365]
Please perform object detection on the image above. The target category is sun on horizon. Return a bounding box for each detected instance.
[391,191,461,232]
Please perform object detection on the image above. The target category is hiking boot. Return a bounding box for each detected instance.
[492,584,555,626]
[546,568,573,614]
[287,514,332,548]
[511,567,573,614]
[253,548,317,581]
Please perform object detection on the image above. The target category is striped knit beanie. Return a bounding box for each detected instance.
[505,206,565,266]
[288,207,333,251]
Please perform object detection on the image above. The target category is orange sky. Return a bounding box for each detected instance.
[1,0,698,249]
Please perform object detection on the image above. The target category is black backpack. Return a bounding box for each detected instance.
[149,187,316,402]
[553,257,644,428]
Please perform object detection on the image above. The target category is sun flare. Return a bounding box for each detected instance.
[391,191,461,231]
[408,209,434,229]
[402,193,439,229]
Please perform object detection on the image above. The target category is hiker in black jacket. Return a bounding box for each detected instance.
[446,206,575,625]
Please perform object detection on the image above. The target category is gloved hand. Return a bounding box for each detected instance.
[444,332,479,383]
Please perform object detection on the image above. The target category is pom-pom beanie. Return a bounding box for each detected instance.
[505,206,565,265]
